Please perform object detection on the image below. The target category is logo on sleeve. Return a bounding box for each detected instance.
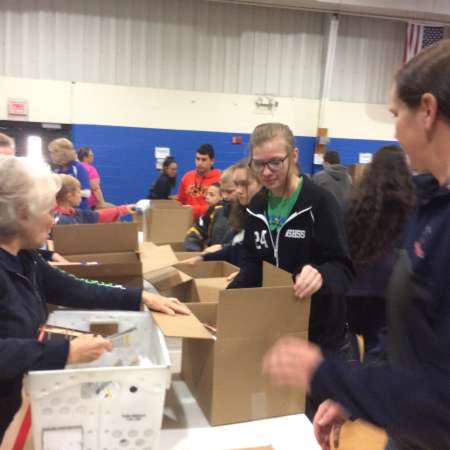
[285,229,306,239]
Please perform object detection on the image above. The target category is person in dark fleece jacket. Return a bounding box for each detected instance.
[228,124,354,351]
[148,156,177,199]
[0,156,189,441]
[227,124,354,420]
[263,39,450,450]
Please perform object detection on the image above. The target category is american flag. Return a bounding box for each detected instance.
[404,22,445,63]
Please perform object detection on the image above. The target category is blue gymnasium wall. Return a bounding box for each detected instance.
[72,124,396,205]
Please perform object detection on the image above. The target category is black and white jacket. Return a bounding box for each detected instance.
[228,176,354,348]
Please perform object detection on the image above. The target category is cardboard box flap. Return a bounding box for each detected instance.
[195,278,229,302]
[150,199,183,208]
[262,262,293,287]
[140,244,179,273]
[146,267,192,291]
[53,222,138,255]
[216,286,310,339]
[175,261,238,278]
[151,311,214,339]
[138,241,158,252]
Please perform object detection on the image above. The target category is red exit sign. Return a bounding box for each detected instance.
[8,98,28,117]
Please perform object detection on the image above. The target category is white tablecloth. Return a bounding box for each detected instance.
[159,376,320,450]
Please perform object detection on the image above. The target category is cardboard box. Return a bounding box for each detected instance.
[155,261,238,303]
[131,210,143,231]
[173,261,238,302]
[175,251,202,261]
[153,262,311,426]
[143,200,193,244]
[52,222,142,288]
[140,245,237,304]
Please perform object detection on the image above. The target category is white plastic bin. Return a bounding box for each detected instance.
[25,310,171,450]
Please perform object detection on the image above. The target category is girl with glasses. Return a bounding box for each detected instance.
[228,122,354,418]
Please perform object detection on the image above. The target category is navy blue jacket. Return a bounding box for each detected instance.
[148,173,175,199]
[228,177,354,349]
[202,230,245,267]
[311,176,450,450]
[0,249,141,437]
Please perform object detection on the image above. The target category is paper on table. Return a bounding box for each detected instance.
[160,379,320,450]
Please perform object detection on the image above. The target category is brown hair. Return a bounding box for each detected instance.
[346,145,416,267]
[220,166,234,185]
[324,150,341,164]
[249,123,299,194]
[56,174,80,204]
[395,39,450,120]
[228,158,261,231]
[48,138,77,164]
[0,133,14,150]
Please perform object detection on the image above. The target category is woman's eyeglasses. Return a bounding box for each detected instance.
[249,153,290,173]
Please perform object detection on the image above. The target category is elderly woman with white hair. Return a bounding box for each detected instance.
[0,155,189,439]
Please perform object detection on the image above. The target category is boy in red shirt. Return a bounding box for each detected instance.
[177,144,221,220]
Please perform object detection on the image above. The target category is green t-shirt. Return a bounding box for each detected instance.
[266,177,303,233]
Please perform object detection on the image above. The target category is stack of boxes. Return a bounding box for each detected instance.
[30,207,312,448]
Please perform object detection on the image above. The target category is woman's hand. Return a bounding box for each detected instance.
[294,265,323,300]
[313,400,350,450]
[51,252,69,263]
[226,270,239,282]
[141,291,190,316]
[202,244,222,255]
[67,334,112,365]
[184,256,203,266]
[262,336,324,392]
[126,204,137,213]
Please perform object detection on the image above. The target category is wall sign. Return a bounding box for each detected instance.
[8,98,29,119]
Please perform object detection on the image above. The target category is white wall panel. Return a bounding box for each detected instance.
[331,15,404,103]
[0,0,325,99]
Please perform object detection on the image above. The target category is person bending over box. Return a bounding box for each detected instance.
[55,174,135,225]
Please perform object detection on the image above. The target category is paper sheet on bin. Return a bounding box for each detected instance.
[152,312,214,339]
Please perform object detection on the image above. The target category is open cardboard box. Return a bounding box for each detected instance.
[174,251,202,261]
[52,222,142,288]
[140,244,237,303]
[152,262,310,426]
[171,260,239,302]
[143,199,193,244]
